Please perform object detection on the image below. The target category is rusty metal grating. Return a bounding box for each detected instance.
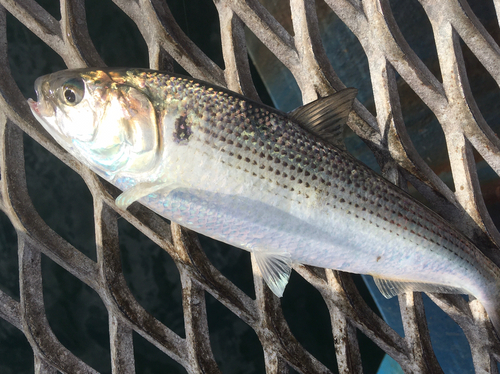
[0,0,500,372]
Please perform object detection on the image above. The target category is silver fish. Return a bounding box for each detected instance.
[28,68,500,334]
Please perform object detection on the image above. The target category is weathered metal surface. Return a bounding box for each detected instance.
[0,0,499,373]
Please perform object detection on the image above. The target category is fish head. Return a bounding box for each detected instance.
[27,69,160,179]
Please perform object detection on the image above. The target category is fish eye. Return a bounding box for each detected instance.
[61,78,85,106]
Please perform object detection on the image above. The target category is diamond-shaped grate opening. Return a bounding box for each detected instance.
[0,0,500,373]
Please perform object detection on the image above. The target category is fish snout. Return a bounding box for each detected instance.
[27,76,45,115]
[27,98,39,115]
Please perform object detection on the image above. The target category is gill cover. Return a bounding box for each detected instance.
[79,82,160,175]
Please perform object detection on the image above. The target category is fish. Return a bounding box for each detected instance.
[28,68,500,335]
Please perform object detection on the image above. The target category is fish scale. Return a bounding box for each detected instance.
[28,68,500,335]
[130,70,493,272]
[147,74,479,259]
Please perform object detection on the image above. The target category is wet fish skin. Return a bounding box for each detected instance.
[27,68,500,335]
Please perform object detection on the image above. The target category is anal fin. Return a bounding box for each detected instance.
[373,276,468,299]
[253,251,292,297]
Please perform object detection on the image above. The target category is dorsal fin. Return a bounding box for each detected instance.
[289,88,357,148]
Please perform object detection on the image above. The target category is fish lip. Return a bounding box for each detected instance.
[27,95,53,125]
[28,74,61,122]
[27,97,47,125]
[27,76,44,115]
[27,87,59,139]
[27,75,51,119]
[27,95,73,154]
[27,98,40,116]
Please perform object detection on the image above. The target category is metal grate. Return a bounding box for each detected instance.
[0,0,500,372]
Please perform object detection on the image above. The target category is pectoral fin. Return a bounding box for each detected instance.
[116,182,179,210]
[373,276,468,299]
[253,251,292,297]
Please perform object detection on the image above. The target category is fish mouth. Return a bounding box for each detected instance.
[27,96,55,128]
[27,75,54,119]
[27,79,62,145]
[27,98,40,116]
[27,97,47,124]
[29,73,64,124]
[27,95,75,156]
